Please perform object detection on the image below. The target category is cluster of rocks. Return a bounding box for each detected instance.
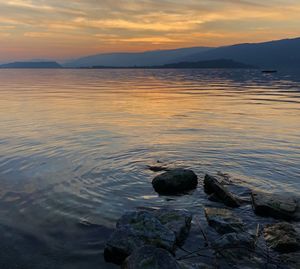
[104,168,300,269]
[104,208,193,268]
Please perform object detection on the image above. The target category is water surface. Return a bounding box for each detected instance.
[0,69,299,268]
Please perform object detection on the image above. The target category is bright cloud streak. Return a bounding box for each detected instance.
[0,0,300,62]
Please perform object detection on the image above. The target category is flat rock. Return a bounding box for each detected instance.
[105,211,176,265]
[122,246,181,269]
[152,169,198,195]
[251,191,300,221]
[204,174,240,207]
[204,207,244,234]
[263,222,300,253]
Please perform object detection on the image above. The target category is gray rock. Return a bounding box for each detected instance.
[118,209,192,246]
[152,169,198,195]
[105,211,176,264]
[178,262,214,269]
[204,174,240,207]
[213,232,255,251]
[122,246,181,269]
[212,233,266,268]
[204,207,244,234]
[263,222,300,253]
[280,252,300,269]
[153,209,192,246]
[251,191,300,221]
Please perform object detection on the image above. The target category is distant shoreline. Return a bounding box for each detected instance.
[0,59,255,70]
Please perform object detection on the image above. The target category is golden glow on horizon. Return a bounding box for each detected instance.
[0,0,300,62]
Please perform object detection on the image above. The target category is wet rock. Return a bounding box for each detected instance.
[178,262,214,269]
[213,232,255,251]
[152,169,198,195]
[153,209,192,246]
[204,174,240,207]
[280,252,300,269]
[263,222,300,253]
[212,232,264,268]
[104,211,176,265]
[122,246,181,269]
[118,209,192,246]
[251,191,300,221]
[204,207,244,234]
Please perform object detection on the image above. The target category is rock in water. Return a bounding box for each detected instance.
[212,232,263,268]
[152,169,198,195]
[263,222,300,253]
[153,209,192,246]
[204,174,240,207]
[251,191,300,221]
[104,211,176,265]
[178,262,214,269]
[204,207,244,234]
[122,246,181,269]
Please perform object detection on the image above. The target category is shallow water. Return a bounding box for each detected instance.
[0,69,299,268]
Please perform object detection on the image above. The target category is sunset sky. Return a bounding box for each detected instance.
[0,0,300,62]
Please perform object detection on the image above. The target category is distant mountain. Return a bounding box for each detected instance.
[180,37,300,69]
[92,59,254,69]
[0,61,62,68]
[64,47,212,68]
[159,59,254,69]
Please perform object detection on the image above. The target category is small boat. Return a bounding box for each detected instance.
[262,70,277,73]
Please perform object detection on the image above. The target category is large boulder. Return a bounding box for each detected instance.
[251,191,300,221]
[152,169,198,195]
[122,246,181,269]
[263,222,300,253]
[204,174,240,207]
[204,207,244,234]
[104,211,176,265]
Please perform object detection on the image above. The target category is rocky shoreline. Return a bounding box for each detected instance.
[104,168,300,269]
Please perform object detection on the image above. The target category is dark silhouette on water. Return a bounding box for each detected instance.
[0,61,62,69]
[262,70,277,73]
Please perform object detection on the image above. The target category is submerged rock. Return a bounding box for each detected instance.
[147,165,169,172]
[122,246,181,269]
[204,207,244,234]
[152,169,198,195]
[204,174,240,207]
[251,191,300,221]
[263,222,300,253]
[104,211,176,265]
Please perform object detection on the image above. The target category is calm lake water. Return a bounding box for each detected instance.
[0,69,299,268]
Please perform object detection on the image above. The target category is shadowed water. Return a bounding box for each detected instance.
[0,69,299,268]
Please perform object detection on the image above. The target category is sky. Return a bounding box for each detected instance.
[0,0,300,62]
